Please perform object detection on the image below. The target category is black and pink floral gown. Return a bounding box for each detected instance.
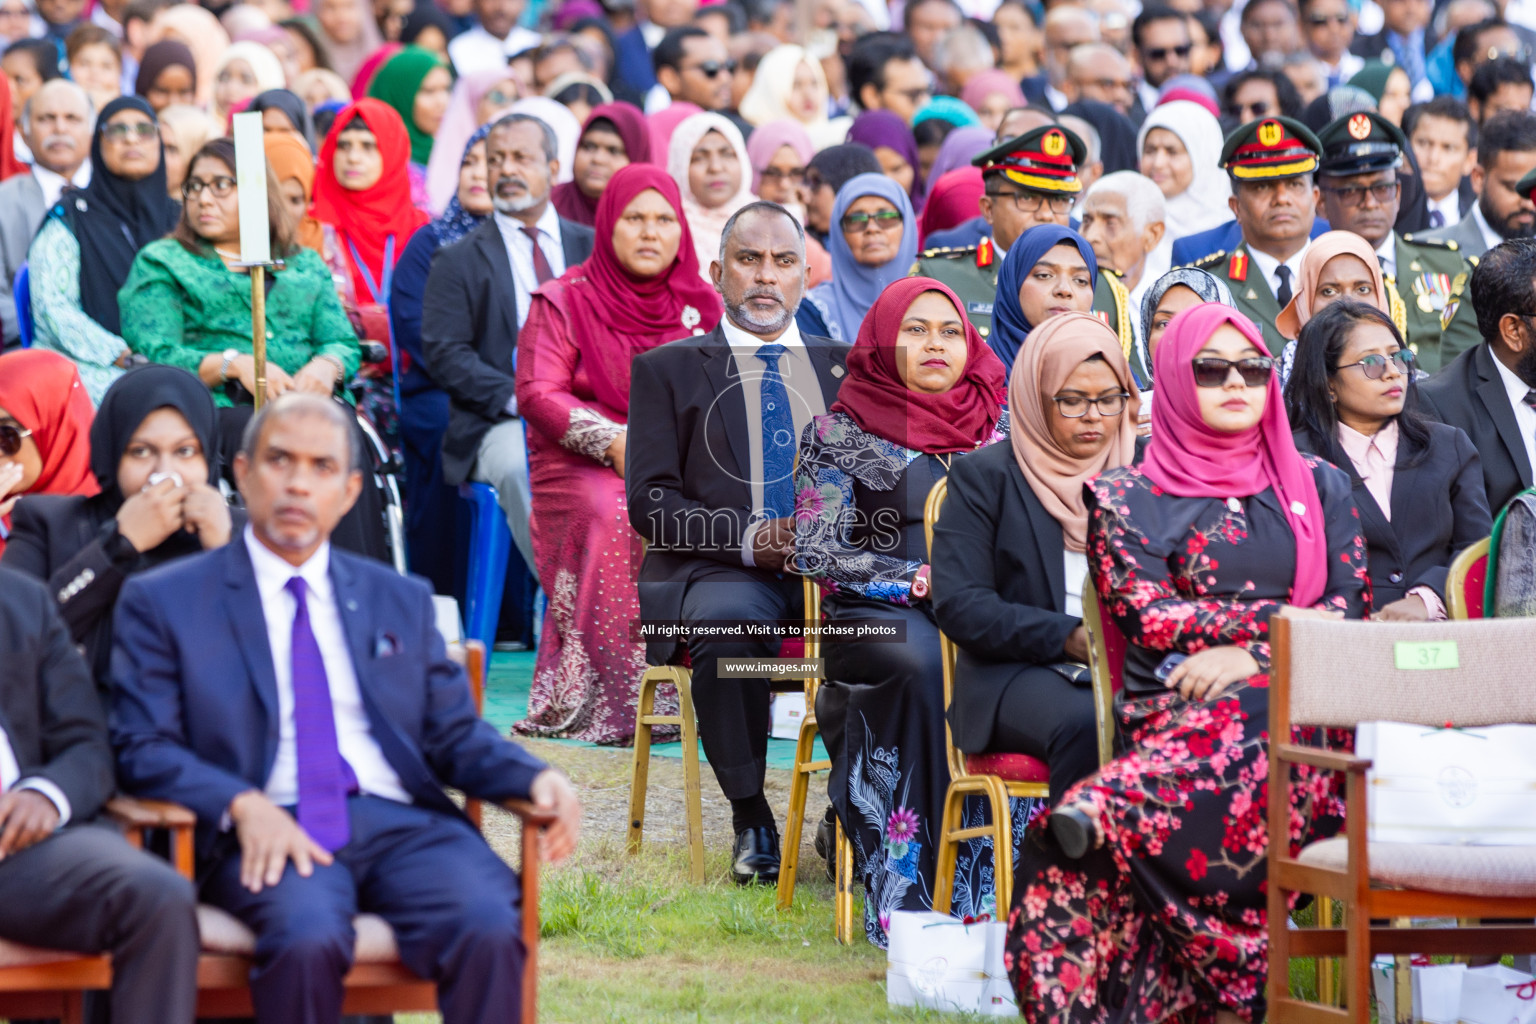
[1004,458,1370,1024]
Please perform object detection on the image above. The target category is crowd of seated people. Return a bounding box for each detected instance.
[0,0,1535,1021]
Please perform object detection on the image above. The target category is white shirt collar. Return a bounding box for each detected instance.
[494,202,559,240]
[31,160,88,209]
[1471,201,1504,251]
[244,524,332,606]
[1376,233,1396,279]
[1245,240,1308,296]
[722,313,806,349]
[1493,346,1535,412]
[1426,189,1460,219]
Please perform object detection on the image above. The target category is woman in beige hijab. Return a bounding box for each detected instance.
[1276,229,1404,382]
[931,310,1140,805]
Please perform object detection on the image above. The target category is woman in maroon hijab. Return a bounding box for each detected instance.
[793,276,1007,948]
[513,164,723,743]
[550,102,651,228]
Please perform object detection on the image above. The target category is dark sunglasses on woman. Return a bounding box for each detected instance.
[1191,356,1274,388]
[0,419,31,457]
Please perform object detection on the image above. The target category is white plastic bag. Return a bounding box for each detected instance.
[1458,963,1536,1024]
[886,911,1017,1017]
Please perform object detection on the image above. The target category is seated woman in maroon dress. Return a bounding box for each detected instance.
[513,163,723,743]
[1004,303,1370,1024]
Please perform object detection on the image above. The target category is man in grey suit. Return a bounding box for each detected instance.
[0,78,91,347]
[1414,110,1536,259]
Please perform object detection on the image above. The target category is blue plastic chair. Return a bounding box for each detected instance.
[458,481,512,648]
[15,262,31,349]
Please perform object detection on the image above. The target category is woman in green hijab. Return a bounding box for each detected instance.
[367,45,453,203]
[1349,61,1412,125]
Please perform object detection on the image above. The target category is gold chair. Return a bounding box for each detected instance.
[1446,537,1491,620]
[1268,615,1536,1024]
[776,579,857,943]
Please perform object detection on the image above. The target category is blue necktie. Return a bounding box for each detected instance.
[756,344,795,519]
[1389,31,1426,87]
[285,577,356,852]
[1429,209,1445,229]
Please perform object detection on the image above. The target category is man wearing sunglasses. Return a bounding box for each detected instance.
[1315,110,1479,373]
[654,25,735,114]
[1130,5,1194,126]
[913,125,1134,352]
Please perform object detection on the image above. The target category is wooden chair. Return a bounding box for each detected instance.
[776,580,857,943]
[928,478,1121,917]
[627,580,825,887]
[1268,615,1536,1024]
[1447,537,1491,620]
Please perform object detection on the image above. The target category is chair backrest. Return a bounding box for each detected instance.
[14,262,31,349]
[1446,537,1490,620]
[923,476,969,780]
[1080,581,1125,768]
[1273,615,1536,730]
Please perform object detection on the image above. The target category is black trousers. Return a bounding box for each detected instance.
[987,664,1100,806]
[678,566,801,802]
[0,823,199,1024]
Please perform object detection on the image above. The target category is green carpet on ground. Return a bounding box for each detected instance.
[486,652,826,770]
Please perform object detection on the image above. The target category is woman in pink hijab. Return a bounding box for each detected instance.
[1004,302,1369,1024]
[745,120,831,286]
[959,70,1028,133]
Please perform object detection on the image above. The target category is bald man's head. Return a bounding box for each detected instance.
[1044,6,1101,85]
[1066,42,1135,113]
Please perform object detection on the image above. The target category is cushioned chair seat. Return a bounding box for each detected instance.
[196,905,402,962]
[963,752,1049,783]
[0,940,90,969]
[1297,838,1536,897]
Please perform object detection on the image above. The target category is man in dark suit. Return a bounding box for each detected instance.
[422,112,595,569]
[1421,238,1536,514]
[0,566,198,1024]
[110,394,582,1024]
[627,201,846,886]
[1417,110,1536,259]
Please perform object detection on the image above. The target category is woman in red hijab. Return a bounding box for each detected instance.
[0,351,98,557]
[1005,303,1369,1024]
[512,164,722,744]
[793,276,1006,948]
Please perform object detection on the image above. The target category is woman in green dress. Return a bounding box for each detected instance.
[118,136,361,411]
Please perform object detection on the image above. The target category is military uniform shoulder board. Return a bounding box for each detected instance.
[1405,233,1458,252]
[1186,249,1227,270]
[918,245,971,260]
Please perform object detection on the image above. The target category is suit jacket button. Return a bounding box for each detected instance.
[1389,571,1404,584]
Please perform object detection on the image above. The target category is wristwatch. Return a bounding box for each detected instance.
[218,348,240,383]
[911,564,931,600]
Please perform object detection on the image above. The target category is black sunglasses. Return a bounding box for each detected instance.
[0,420,31,457]
[687,59,739,78]
[1307,12,1351,25]
[1338,350,1414,379]
[1192,356,1274,388]
[1144,43,1193,61]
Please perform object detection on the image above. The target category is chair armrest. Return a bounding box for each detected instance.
[105,796,198,828]
[1272,743,1371,774]
[502,799,558,829]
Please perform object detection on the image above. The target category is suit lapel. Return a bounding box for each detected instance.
[1011,471,1067,612]
[474,224,520,347]
[700,331,754,482]
[1474,344,1535,488]
[222,542,279,737]
[803,342,847,408]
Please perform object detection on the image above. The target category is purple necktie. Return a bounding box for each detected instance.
[285,577,356,852]
[522,225,554,285]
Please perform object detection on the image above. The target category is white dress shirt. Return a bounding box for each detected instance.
[0,727,73,824]
[722,315,828,564]
[1426,190,1461,229]
[495,204,565,331]
[1493,351,1536,479]
[1246,242,1309,304]
[1063,550,1089,619]
[32,161,90,211]
[245,527,411,808]
[1376,233,1397,281]
[1470,201,1505,253]
[446,23,541,76]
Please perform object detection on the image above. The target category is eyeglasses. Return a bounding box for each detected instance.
[0,420,31,457]
[1338,349,1415,378]
[1484,45,1532,62]
[1306,12,1351,25]
[1227,101,1270,120]
[840,208,904,231]
[685,59,738,78]
[484,87,516,107]
[1191,356,1274,388]
[1143,43,1192,61]
[1321,180,1399,206]
[760,167,806,184]
[183,175,236,199]
[1053,392,1131,417]
[101,121,158,142]
[989,190,1075,216]
[886,85,933,105]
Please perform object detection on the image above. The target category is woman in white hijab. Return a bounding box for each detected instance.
[1136,100,1231,241]
[668,111,755,282]
[737,44,848,151]
[509,96,580,185]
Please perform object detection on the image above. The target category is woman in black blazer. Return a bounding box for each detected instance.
[2,365,240,687]
[1286,300,1491,616]
[931,312,1141,805]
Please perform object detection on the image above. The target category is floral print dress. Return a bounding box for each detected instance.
[1005,459,1370,1024]
[794,409,1011,947]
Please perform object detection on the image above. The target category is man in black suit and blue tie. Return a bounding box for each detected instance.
[110,394,582,1024]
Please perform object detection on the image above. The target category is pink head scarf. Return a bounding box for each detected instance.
[959,70,1027,115]
[745,119,815,194]
[647,102,702,168]
[1140,303,1327,606]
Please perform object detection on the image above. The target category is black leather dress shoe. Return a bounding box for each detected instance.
[813,806,837,883]
[732,826,781,885]
[1049,807,1097,859]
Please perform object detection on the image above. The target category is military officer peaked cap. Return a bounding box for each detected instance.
[1219,116,1322,181]
[1317,110,1408,177]
[972,124,1087,194]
